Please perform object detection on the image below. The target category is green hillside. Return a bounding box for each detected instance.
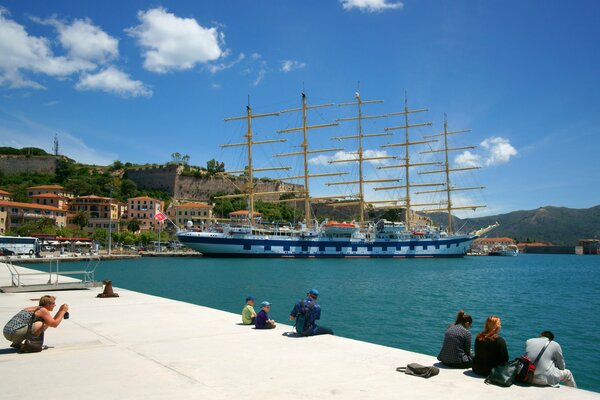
[426,205,600,245]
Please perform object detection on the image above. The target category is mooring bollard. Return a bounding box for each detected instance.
[97,280,119,298]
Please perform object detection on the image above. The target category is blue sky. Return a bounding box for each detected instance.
[1,0,599,216]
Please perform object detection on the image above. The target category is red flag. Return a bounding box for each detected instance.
[155,211,166,222]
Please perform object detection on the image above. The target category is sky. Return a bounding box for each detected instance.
[1,0,599,217]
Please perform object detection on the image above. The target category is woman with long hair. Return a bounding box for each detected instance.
[437,310,473,368]
[472,315,509,376]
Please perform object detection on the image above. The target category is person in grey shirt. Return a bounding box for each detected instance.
[524,331,576,387]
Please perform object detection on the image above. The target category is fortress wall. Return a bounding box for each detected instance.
[126,165,181,194]
[0,155,57,175]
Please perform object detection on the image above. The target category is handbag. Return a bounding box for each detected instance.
[396,363,440,378]
[20,307,44,353]
[515,339,551,384]
[485,359,520,387]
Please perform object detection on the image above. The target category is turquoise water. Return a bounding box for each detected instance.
[43,254,600,392]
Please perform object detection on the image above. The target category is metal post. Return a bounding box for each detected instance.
[108,188,113,256]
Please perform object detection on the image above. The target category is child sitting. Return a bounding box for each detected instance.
[255,301,276,329]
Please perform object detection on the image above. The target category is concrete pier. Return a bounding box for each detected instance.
[0,263,596,400]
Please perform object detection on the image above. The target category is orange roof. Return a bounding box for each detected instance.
[229,210,261,216]
[129,196,160,201]
[75,195,112,200]
[31,193,62,198]
[179,202,212,208]
[27,185,66,190]
[0,200,64,212]
[0,189,10,195]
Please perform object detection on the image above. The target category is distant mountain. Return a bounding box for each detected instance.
[425,205,600,246]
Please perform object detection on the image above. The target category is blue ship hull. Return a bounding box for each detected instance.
[177,231,477,258]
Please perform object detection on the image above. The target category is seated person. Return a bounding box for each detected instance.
[241,296,256,325]
[255,301,276,329]
[3,295,69,349]
[472,316,509,376]
[524,331,576,387]
[289,288,333,336]
[437,310,473,368]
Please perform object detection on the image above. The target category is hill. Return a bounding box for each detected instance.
[426,205,600,246]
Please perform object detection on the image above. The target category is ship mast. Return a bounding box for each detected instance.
[217,99,293,225]
[417,113,486,233]
[274,93,347,229]
[332,92,398,228]
[374,93,440,230]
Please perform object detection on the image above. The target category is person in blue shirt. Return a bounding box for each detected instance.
[255,301,276,329]
[289,288,333,336]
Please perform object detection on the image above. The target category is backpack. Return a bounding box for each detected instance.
[294,300,315,336]
[515,356,536,384]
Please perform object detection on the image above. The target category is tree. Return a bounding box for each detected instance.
[206,158,225,175]
[171,152,182,164]
[120,179,138,199]
[138,231,154,246]
[127,218,141,233]
[73,211,89,231]
[92,228,108,246]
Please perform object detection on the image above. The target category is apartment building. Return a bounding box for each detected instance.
[167,202,214,229]
[0,200,67,234]
[27,185,74,199]
[0,189,10,201]
[67,195,125,233]
[127,196,165,231]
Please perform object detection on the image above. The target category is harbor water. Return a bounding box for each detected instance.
[31,254,600,392]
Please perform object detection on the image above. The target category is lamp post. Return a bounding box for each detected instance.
[108,186,113,256]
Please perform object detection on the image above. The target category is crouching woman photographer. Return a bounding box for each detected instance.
[3,295,69,349]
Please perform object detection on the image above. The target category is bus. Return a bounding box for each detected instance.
[0,236,40,255]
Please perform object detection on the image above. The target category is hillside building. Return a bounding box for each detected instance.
[0,189,11,201]
[167,202,214,230]
[27,184,74,199]
[127,196,165,232]
[0,200,67,234]
[67,195,125,234]
[31,193,70,211]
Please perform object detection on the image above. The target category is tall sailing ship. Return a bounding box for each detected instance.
[176,92,496,257]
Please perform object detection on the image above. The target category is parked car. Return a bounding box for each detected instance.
[0,247,15,256]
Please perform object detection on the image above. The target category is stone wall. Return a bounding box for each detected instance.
[0,155,58,175]
[126,164,181,193]
[175,175,303,202]
[126,165,303,201]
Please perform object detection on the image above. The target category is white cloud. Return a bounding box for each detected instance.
[0,9,95,89]
[207,53,245,74]
[480,137,517,166]
[55,18,119,62]
[281,60,306,73]
[127,7,224,74]
[309,150,391,166]
[340,0,404,13]
[454,137,517,168]
[76,66,152,97]
[455,150,480,168]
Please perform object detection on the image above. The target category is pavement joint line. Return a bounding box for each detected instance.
[123,345,209,386]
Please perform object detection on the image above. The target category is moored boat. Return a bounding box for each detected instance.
[177,91,493,258]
